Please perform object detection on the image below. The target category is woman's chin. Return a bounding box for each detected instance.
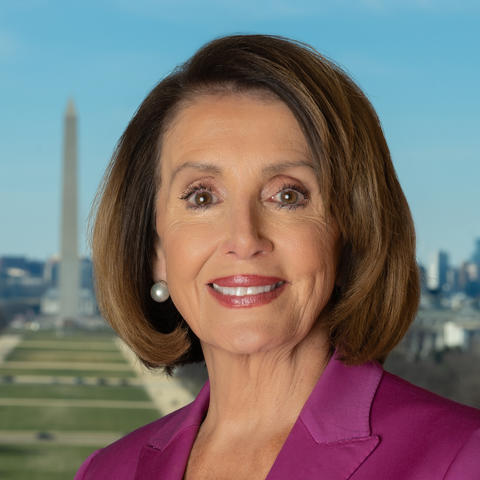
[203,328,294,357]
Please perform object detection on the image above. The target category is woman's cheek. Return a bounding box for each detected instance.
[165,221,218,275]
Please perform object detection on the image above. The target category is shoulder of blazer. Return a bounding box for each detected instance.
[376,370,480,431]
[73,393,204,480]
[362,369,480,478]
[443,428,480,479]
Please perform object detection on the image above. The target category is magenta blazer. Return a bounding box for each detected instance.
[75,351,480,479]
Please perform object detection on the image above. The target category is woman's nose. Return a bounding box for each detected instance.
[221,202,274,259]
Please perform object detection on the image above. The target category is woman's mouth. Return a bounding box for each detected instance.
[207,280,287,308]
[210,281,285,296]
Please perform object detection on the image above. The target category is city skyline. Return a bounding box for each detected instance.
[2,235,480,271]
[1,1,479,266]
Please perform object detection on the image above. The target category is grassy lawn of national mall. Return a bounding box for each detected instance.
[0,327,159,480]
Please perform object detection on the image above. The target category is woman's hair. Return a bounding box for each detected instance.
[91,33,420,371]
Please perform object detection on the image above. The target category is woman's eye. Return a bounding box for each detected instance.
[180,184,219,209]
[278,190,299,204]
[271,185,309,210]
[190,190,216,207]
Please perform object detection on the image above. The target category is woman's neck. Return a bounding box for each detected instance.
[199,323,331,440]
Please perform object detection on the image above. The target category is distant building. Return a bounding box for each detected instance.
[472,238,480,265]
[0,256,49,320]
[443,321,467,350]
[80,257,94,291]
[427,250,449,292]
[446,266,459,293]
[0,253,98,323]
[0,255,47,300]
[0,256,45,279]
[43,255,94,293]
[43,255,60,288]
[40,255,97,317]
[418,263,427,291]
[40,287,96,316]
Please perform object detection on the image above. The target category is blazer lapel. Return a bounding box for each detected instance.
[134,426,199,480]
[134,382,210,480]
[267,352,384,480]
[267,422,380,479]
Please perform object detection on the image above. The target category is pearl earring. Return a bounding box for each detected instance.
[150,280,169,302]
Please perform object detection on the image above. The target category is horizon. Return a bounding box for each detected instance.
[1,1,479,266]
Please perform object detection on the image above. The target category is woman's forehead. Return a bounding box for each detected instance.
[159,93,311,174]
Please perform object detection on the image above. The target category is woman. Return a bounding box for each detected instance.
[75,34,480,479]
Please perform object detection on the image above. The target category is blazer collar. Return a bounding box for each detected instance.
[300,350,383,443]
[135,351,384,480]
[148,380,210,452]
[266,352,383,479]
[134,382,209,480]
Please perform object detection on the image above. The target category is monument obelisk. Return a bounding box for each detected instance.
[59,99,79,323]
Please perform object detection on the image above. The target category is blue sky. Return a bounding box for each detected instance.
[1,0,479,267]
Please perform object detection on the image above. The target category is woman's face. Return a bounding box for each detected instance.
[154,92,340,356]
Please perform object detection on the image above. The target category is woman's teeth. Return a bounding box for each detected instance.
[211,281,284,296]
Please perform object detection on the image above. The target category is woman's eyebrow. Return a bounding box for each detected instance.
[170,161,222,186]
[262,160,314,176]
[169,159,314,186]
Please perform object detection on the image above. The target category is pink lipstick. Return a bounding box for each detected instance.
[206,275,287,308]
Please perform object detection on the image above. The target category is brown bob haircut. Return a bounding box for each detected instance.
[92,33,420,371]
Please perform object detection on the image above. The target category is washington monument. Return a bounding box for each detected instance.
[59,99,79,322]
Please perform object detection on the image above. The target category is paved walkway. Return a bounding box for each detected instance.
[0,374,142,386]
[0,334,22,363]
[19,340,118,350]
[115,338,195,414]
[0,397,155,409]
[2,360,131,370]
[0,430,123,446]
